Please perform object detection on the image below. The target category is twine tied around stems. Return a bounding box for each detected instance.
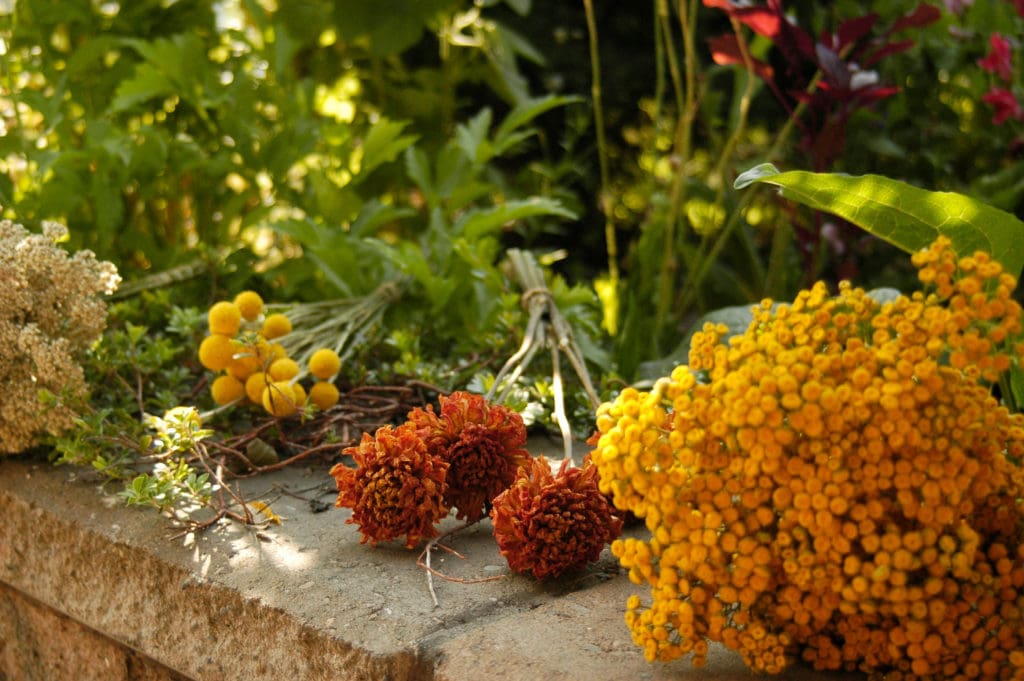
[486,249,600,462]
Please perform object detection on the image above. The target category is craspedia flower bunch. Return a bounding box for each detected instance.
[491,455,623,579]
[0,220,119,454]
[408,391,532,521]
[196,290,341,415]
[592,237,1024,678]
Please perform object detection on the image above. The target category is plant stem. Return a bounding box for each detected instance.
[582,0,618,286]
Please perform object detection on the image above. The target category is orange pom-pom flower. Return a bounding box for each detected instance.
[408,391,531,522]
[491,456,623,580]
[330,423,450,549]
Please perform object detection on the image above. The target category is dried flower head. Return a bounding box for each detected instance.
[491,456,623,580]
[330,423,450,548]
[408,391,531,522]
[0,220,120,454]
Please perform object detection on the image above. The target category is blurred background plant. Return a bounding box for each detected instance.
[2,0,1023,477]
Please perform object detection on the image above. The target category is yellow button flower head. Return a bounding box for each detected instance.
[291,382,307,408]
[262,313,292,339]
[593,236,1024,678]
[226,346,261,381]
[268,357,300,381]
[208,301,242,336]
[210,374,245,405]
[233,290,264,322]
[198,333,236,371]
[244,371,269,404]
[308,348,341,380]
[261,381,300,417]
[309,381,340,410]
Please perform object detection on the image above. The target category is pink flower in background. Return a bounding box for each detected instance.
[982,87,1023,124]
[943,0,973,13]
[978,33,1014,82]
[1012,0,1024,18]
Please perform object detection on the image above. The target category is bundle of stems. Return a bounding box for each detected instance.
[486,249,600,462]
[265,280,404,373]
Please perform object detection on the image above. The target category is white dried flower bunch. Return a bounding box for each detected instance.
[0,219,120,454]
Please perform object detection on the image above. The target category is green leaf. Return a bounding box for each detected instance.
[493,95,581,150]
[1010,365,1024,413]
[457,198,576,241]
[404,147,435,202]
[455,109,494,165]
[734,164,1024,278]
[108,62,176,113]
[356,119,418,181]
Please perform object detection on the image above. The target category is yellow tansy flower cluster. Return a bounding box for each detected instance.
[198,291,341,416]
[592,237,1024,679]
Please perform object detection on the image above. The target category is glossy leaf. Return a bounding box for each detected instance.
[735,164,1024,277]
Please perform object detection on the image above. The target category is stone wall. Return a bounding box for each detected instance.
[0,455,864,681]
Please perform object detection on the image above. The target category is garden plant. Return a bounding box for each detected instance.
[1,0,1023,678]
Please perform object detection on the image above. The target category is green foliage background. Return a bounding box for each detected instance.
[2,0,1023,381]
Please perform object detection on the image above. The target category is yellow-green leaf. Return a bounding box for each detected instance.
[735,164,1024,278]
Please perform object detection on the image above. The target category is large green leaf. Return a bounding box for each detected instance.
[735,164,1024,278]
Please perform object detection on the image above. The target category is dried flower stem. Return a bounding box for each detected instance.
[266,280,403,374]
[486,250,600,460]
[416,520,506,607]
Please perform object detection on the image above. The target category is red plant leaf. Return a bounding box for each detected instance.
[734,7,783,38]
[708,34,775,81]
[854,85,900,104]
[891,3,942,33]
[703,0,782,38]
[836,13,878,50]
[863,39,916,67]
[815,43,850,90]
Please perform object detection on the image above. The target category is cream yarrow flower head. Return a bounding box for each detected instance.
[0,219,119,454]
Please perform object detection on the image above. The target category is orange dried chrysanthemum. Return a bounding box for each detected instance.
[330,423,450,548]
[491,456,623,580]
[408,391,531,521]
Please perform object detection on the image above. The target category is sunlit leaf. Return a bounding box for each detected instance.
[735,164,1024,277]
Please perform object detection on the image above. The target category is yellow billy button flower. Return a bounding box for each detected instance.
[208,301,242,336]
[261,381,300,417]
[261,313,292,340]
[225,345,261,381]
[309,381,339,410]
[308,347,341,380]
[198,333,236,371]
[268,357,300,381]
[233,290,264,322]
[245,371,269,404]
[210,374,245,406]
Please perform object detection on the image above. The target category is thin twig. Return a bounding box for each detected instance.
[416,520,506,607]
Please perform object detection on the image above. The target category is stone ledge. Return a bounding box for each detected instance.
[0,452,865,681]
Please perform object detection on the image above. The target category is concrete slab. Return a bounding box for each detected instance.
[0,448,867,681]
